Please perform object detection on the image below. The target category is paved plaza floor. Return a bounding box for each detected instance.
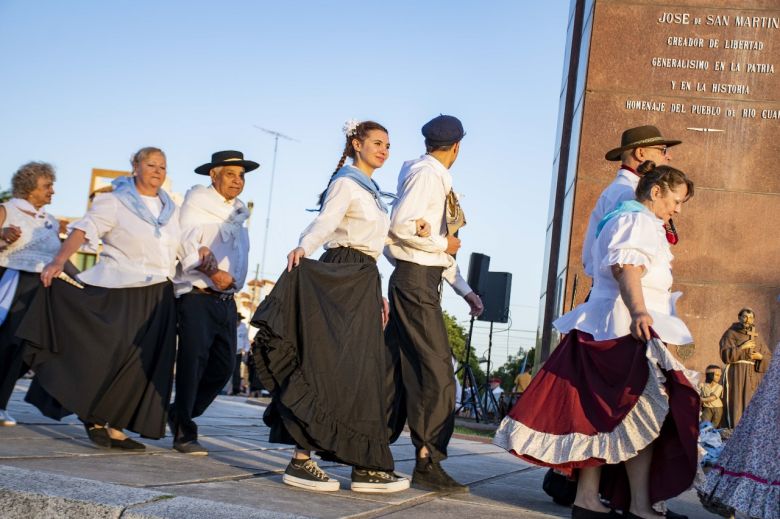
[0,381,719,518]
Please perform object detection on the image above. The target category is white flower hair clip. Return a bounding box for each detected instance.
[342,119,360,137]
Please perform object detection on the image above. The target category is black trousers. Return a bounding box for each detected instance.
[385,260,454,463]
[232,353,243,393]
[171,292,236,443]
[0,270,38,409]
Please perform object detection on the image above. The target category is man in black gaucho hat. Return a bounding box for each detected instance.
[169,150,259,455]
[581,125,682,279]
[384,115,483,492]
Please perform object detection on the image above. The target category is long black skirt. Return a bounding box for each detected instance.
[251,247,394,470]
[0,269,41,408]
[17,279,176,439]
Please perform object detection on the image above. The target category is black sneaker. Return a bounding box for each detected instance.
[412,458,469,493]
[350,468,410,493]
[283,458,340,491]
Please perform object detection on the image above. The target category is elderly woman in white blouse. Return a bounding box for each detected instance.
[19,147,208,450]
[0,162,60,427]
[495,162,700,519]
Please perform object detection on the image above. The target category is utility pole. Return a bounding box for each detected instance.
[253,125,299,280]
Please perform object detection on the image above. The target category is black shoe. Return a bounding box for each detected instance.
[83,423,112,449]
[350,467,410,493]
[412,458,469,493]
[283,458,340,491]
[110,437,146,450]
[173,440,208,455]
[571,505,621,519]
[664,510,688,519]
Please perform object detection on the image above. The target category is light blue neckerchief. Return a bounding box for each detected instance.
[595,200,649,238]
[321,165,396,213]
[111,176,175,237]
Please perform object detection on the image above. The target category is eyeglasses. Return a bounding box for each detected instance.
[646,145,669,156]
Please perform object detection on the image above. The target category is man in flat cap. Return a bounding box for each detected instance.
[581,125,681,278]
[169,150,258,455]
[384,115,483,492]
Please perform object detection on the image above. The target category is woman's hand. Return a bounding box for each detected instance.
[415,219,431,238]
[630,311,654,342]
[381,297,390,329]
[0,225,22,245]
[287,247,306,272]
[209,270,236,292]
[40,260,65,288]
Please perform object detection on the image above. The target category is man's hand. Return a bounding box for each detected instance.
[445,235,461,255]
[381,297,390,329]
[196,246,218,274]
[210,270,236,292]
[630,311,654,342]
[0,225,22,245]
[464,292,484,317]
[415,219,431,238]
[751,352,763,361]
[287,247,306,272]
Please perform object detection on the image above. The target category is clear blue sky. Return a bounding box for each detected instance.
[0,0,569,370]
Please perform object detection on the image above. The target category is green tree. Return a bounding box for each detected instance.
[493,348,535,391]
[444,312,484,385]
[0,186,11,203]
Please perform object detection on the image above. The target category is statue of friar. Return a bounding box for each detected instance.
[719,307,772,428]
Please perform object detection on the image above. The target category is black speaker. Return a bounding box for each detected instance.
[478,272,512,323]
[467,253,490,296]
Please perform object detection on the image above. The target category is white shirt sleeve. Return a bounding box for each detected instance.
[298,178,353,256]
[69,193,118,244]
[600,213,659,273]
[389,172,448,253]
[443,262,472,297]
[178,225,205,273]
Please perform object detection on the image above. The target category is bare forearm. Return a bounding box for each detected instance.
[52,230,87,265]
[612,264,647,316]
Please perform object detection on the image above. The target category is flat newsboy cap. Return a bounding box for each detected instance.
[194,150,260,175]
[604,125,681,161]
[422,115,465,147]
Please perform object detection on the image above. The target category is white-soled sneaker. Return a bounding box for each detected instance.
[351,468,410,493]
[0,410,17,426]
[283,458,340,491]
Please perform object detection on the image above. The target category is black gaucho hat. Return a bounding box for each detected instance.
[422,115,465,147]
[195,150,260,175]
[604,126,682,161]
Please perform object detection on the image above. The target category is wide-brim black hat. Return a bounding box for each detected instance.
[605,125,681,161]
[195,150,260,175]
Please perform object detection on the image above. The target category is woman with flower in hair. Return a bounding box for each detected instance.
[251,120,418,493]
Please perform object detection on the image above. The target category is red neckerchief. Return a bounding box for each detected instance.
[621,164,639,177]
[665,218,679,245]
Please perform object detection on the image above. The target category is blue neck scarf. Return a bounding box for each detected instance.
[595,200,649,238]
[112,176,175,237]
[321,165,396,213]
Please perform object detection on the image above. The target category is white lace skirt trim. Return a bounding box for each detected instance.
[493,356,669,465]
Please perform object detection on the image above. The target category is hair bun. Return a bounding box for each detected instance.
[637,160,656,176]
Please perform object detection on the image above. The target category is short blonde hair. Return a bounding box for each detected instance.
[130,147,165,173]
[11,162,56,199]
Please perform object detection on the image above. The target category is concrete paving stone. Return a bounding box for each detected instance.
[0,465,170,519]
[125,495,310,519]
[377,495,556,518]
[148,477,388,518]
[389,452,531,487]
[0,436,137,459]
[140,434,283,453]
[0,451,252,487]
[0,423,85,441]
[206,448,296,473]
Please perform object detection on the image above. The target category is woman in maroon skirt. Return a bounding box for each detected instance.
[494,162,699,519]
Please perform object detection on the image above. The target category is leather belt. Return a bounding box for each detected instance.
[191,287,234,301]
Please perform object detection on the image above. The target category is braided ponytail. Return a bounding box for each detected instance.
[315,120,388,209]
